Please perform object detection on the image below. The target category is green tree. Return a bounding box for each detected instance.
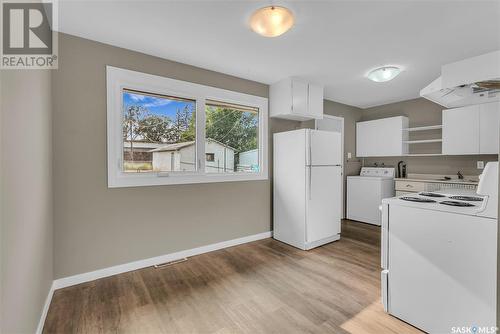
[124,103,259,158]
[205,106,258,153]
[180,109,196,142]
[124,104,195,146]
[137,115,171,143]
[123,105,149,161]
[172,105,194,143]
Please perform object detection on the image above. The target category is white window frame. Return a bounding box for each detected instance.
[106,66,268,188]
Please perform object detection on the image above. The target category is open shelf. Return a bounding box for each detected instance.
[403,124,443,156]
[404,139,443,144]
[403,125,442,131]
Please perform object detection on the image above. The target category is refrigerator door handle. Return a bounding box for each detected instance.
[381,269,389,312]
[308,167,312,200]
[308,130,312,166]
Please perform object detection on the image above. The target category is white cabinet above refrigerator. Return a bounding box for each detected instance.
[270,78,324,121]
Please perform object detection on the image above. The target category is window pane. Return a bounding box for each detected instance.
[122,89,196,173]
[205,100,259,174]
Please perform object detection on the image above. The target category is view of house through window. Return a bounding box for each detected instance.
[205,153,215,162]
[122,90,259,175]
[122,89,196,173]
[205,100,259,173]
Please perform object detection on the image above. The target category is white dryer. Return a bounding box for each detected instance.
[347,167,395,225]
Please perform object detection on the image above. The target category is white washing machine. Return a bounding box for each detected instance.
[347,167,395,225]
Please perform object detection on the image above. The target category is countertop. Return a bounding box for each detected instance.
[394,173,479,185]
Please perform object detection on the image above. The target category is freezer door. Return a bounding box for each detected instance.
[307,130,342,166]
[306,166,342,243]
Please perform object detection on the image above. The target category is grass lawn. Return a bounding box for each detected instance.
[124,161,153,172]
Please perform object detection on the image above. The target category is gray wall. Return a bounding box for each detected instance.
[1,71,53,333]
[360,98,497,175]
[52,34,299,279]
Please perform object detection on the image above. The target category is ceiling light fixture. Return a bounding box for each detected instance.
[249,6,294,37]
[367,66,402,82]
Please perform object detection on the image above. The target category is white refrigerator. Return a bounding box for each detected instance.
[273,129,342,250]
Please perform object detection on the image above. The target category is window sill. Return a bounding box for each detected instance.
[108,172,268,188]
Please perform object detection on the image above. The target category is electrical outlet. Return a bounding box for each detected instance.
[477,161,484,169]
[347,152,352,159]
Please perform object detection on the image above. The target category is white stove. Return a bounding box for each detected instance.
[380,162,498,334]
[388,190,491,217]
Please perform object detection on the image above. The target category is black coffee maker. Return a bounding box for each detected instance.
[397,161,407,178]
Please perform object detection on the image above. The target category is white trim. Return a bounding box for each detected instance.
[36,282,55,334]
[106,66,269,188]
[315,115,345,218]
[53,231,272,290]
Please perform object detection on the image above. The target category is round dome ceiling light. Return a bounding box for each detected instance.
[367,66,402,82]
[249,6,294,37]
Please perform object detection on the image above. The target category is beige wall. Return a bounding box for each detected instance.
[322,100,363,177]
[1,71,53,333]
[52,34,299,278]
[360,98,497,175]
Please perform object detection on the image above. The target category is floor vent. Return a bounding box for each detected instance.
[154,258,188,269]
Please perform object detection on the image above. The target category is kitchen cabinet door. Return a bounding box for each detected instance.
[356,116,409,157]
[442,105,480,155]
[479,102,500,154]
[356,121,376,157]
[270,78,324,121]
[307,83,324,119]
[269,78,293,119]
[291,79,308,116]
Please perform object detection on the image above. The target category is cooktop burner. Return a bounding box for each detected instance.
[440,200,475,207]
[448,196,483,202]
[419,192,446,198]
[400,197,436,203]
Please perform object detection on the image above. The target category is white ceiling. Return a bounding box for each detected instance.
[58,0,500,108]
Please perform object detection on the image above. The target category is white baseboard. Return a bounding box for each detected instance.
[36,281,55,334]
[53,231,272,290]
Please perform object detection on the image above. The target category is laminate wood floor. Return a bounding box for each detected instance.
[43,220,422,334]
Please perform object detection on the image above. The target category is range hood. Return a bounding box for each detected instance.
[420,50,500,108]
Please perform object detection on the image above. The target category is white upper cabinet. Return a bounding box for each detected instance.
[356,116,409,157]
[442,105,480,155]
[270,78,324,121]
[307,83,324,119]
[442,102,499,155]
[291,79,308,115]
[479,102,500,154]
